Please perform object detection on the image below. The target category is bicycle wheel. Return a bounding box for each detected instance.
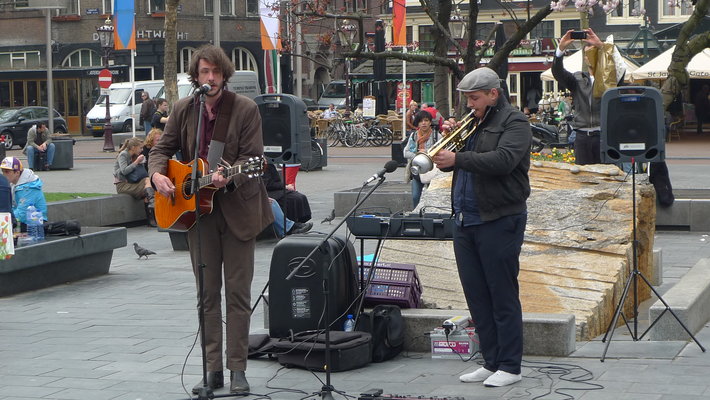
[369,127,385,146]
[380,127,393,146]
[343,129,359,147]
[327,128,341,147]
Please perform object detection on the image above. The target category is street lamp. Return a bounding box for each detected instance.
[97,18,115,151]
[338,20,357,113]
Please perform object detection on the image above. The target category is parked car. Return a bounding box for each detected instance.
[0,107,68,150]
[301,97,319,111]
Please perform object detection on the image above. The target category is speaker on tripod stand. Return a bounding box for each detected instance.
[599,87,705,361]
[600,87,665,164]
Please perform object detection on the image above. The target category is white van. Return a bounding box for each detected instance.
[317,80,347,109]
[157,71,261,100]
[86,80,164,136]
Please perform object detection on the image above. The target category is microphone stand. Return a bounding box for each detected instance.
[285,174,389,400]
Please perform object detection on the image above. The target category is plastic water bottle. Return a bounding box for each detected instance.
[343,314,355,332]
[25,205,44,242]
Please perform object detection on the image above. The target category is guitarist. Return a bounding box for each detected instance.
[148,44,272,395]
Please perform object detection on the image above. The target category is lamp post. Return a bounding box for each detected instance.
[338,20,357,113]
[98,18,115,152]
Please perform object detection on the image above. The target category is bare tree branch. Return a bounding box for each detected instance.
[418,0,465,57]
[487,5,552,72]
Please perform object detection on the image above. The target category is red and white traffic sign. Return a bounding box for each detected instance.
[98,69,112,89]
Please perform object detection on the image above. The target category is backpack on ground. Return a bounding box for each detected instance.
[355,304,405,362]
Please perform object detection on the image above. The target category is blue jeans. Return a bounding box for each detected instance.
[411,178,424,208]
[143,120,152,132]
[26,143,55,169]
[270,199,293,237]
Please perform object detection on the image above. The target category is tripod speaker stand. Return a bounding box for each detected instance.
[599,87,705,361]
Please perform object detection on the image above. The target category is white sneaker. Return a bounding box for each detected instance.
[459,367,495,383]
[483,370,522,387]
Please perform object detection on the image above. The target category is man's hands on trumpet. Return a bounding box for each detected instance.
[433,149,456,169]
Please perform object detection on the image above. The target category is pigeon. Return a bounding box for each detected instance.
[133,242,156,259]
[321,209,336,224]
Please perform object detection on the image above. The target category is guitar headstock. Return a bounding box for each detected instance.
[242,155,264,178]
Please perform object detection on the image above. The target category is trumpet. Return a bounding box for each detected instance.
[410,109,477,175]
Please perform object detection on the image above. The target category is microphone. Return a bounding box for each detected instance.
[194,83,212,96]
[363,160,399,185]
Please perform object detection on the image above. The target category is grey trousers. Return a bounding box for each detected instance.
[188,208,255,372]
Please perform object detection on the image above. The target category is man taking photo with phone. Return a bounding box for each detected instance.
[552,28,622,165]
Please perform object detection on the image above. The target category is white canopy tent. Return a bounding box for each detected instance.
[540,49,638,82]
[630,45,710,80]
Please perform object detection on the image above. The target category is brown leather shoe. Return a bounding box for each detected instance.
[230,370,250,394]
[192,370,224,394]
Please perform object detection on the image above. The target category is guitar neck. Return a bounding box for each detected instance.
[198,164,246,189]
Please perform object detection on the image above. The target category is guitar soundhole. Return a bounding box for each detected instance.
[182,174,194,199]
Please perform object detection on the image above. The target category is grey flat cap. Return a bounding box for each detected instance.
[457,67,501,92]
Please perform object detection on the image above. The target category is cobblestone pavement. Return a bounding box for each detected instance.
[1,136,709,399]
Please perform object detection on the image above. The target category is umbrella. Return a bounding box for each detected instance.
[631,45,710,80]
[540,49,638,82]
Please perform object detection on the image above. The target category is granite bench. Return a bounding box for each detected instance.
[47,194,146,227]
[649,258,710,341]
[0,226,127,297]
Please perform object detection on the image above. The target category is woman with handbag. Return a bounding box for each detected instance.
[403,110,438,208]
[113,137,156,226]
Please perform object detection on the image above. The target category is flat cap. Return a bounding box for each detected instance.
[457,67,501,92]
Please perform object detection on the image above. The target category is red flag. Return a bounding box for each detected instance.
[393,0,406,47]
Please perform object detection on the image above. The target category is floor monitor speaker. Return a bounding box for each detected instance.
[268,234,358,338]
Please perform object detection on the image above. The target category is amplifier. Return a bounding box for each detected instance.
[347,212,454,239]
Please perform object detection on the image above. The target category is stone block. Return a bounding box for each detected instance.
[690,200,710,231]
[655,199,690,228]
[47,194,145,226]
[651,248,663,286]
[0,227,127,296]
[523,313,576,356]
[51,137,74,169]
[649,258,710,341]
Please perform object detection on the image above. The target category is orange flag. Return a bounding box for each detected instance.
[393,0,406,47]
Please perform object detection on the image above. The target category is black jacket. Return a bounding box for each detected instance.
[445,95,531,222]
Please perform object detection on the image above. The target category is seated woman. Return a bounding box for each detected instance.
[142,127,162,165]
[263,163,312,223]
[113,137,155,226]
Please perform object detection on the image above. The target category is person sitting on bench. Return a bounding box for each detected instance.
[23,123,55,171]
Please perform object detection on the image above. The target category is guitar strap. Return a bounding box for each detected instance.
[205,91,236,172]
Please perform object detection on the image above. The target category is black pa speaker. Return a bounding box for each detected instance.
[268,234,359,339]
[601,86,665,163]
[255,94,312,165]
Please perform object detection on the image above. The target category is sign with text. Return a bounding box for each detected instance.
[363,96,376,117]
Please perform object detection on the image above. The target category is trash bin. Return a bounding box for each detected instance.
[51,137,74,170]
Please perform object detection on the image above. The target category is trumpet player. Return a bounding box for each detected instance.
[433,67,531,388]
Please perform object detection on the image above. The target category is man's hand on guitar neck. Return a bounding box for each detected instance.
[152,172,176,198]
[211,166,229,189]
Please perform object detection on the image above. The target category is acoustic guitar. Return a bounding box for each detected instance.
[154,156,264,230]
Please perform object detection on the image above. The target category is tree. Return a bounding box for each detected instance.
[163,0,180,107]
[660,0,710,109]
[290,0,554,115]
